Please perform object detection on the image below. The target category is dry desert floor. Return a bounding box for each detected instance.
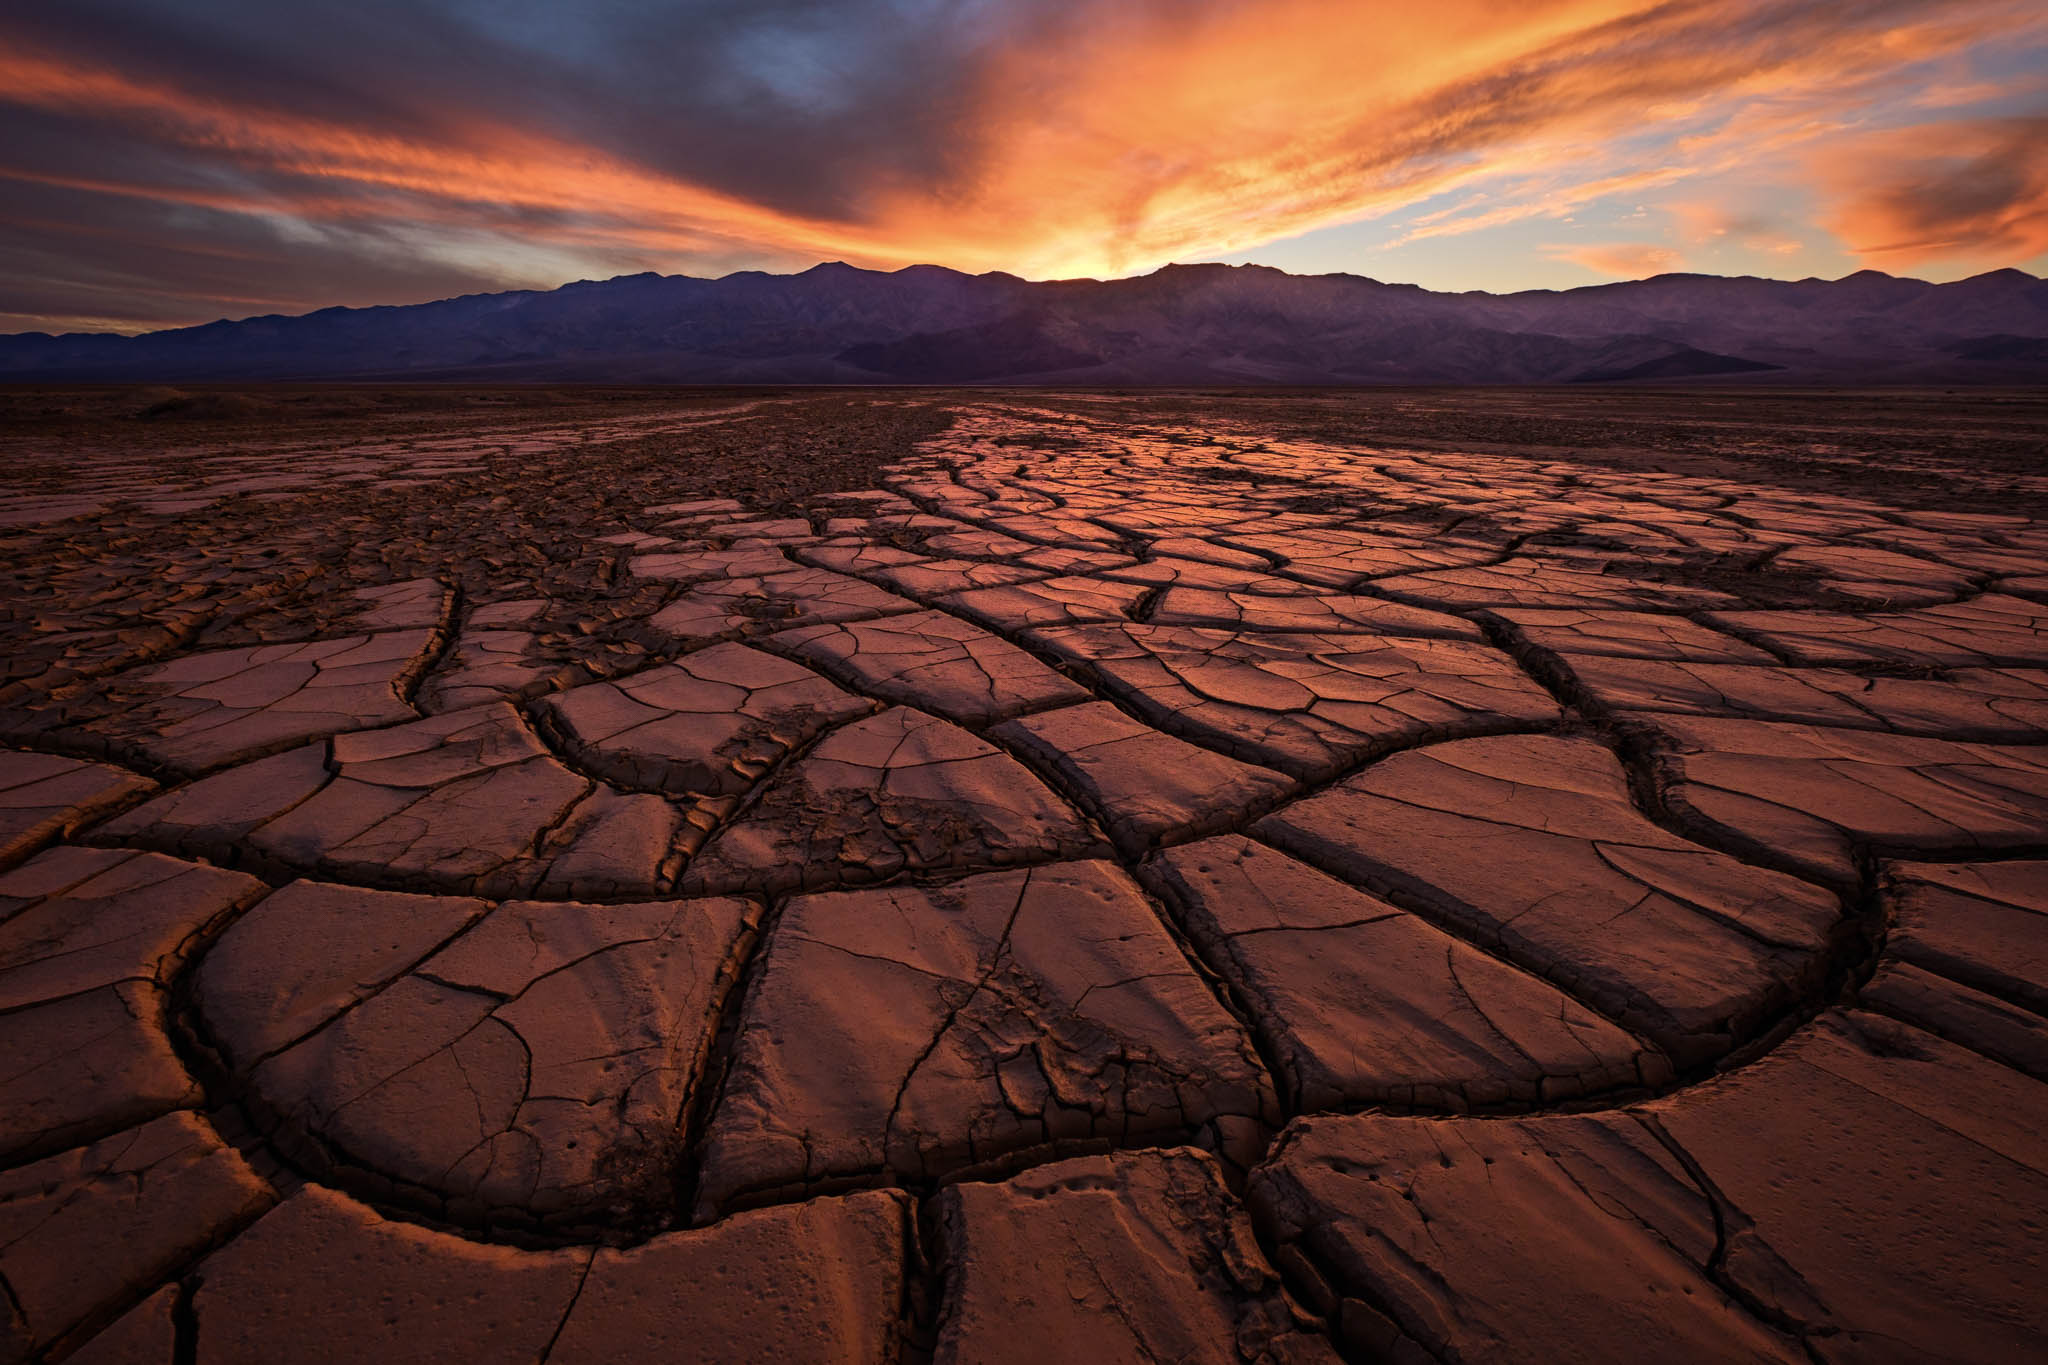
[1,386,2045,1363]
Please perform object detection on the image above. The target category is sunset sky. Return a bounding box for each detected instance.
[4,0,2046,335]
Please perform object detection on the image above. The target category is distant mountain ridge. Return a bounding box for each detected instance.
[5,261,2046,384]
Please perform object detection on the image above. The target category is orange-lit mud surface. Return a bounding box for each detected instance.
[2,386,2044,1361]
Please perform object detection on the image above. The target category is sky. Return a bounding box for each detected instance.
[3,0,2046,334]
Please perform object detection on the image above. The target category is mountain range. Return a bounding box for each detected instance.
[5,261,2046,385]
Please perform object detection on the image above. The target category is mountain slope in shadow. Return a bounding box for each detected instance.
[5,261,2044,384]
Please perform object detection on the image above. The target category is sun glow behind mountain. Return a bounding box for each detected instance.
[3,0,2046,333]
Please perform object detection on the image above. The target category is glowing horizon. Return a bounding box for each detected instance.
[4,0,2045,334]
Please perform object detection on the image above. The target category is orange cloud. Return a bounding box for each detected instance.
[1823,115,2048,267]
[1,0,2045,332]
[1545,242,1686,277]
[920,0,2047,277]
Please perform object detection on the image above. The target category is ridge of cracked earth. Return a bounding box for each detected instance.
[1,393,2045,1362]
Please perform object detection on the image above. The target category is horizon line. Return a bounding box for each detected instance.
[8,258,2042,343]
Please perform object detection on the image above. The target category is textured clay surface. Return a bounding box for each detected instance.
[3,390,2043,1361]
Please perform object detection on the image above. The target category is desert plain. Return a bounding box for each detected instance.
[1,384,2045,1363]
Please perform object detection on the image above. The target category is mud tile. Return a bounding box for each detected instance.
[418,628,569,711]
[465,598,545,627]
[1707,593,2048,667]
[190,1185,586,1363]
[629,547,795,582]
[1011,545,1137,576]
[647,567,919,644]
[991,514,1129,549]
[1249,1110,1802,1364]
[992,702,1295,856]
[83,632,436,771]
[1375,557,1740,610]
[773,610,1088,725]
[1224,528,1504,584]
[1647,1011,2048,1360]
[1030,623,1557,781]
[99,743,335,853]
[1880,860,2048,1016]
[195,881,490,1066]
[1654,716,2048,884]
[935,1149,1335,1365]
[545,643,873,797]
[797,542,928,576]
[1256,734,1842,1066]
[694,862,1275,1215]
[1147,835,1664,1109]
[1771,543,1980,605]
[0,749,154,870]
[871,557,1051,598]
[551,1190,908,1364]
[106,705,697,897]
[0,1113,271,1362]
[65,1284,178,1365]
[1102,556,1288,593]
[1860,958,2048,1078]
[1138,536,1276,570]
[0,846,263,1011]
[0,983,199,1164]
[941,575,1149,631]
[1490,608,1774,661]
[1148,587,1482,638]
[705,516,815,544]
[684,707,1097,894]
[348,578,449,630]
[921,528,1042,558]
[1565,655,2048,739]
[645,498,746,517]
[246,895,755,1222]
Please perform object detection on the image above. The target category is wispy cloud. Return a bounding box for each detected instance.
[1544,242,1686,277]
[1668,203,1806,255]
[1389,168,1699,247]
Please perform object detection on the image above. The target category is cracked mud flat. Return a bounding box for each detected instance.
[1,385,2045,1362]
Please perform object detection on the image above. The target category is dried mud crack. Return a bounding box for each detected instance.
[1,386,2044,1364]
